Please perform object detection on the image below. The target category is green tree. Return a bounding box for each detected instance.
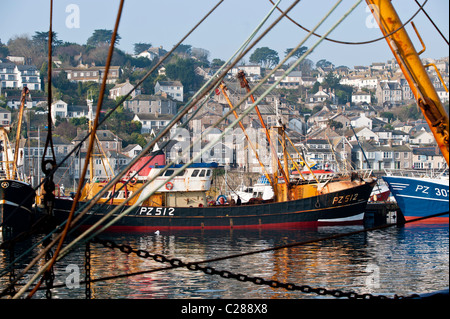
[249,47,279,68]
[173,44,192,58]
[316,59,333,69]
[0,40,9,58]
[87,29,121,47]
[381,111,395,123]
[211,58,225,68]
[323,72,340,89]
[165,57,203,91]
[133,42,152,55]
[32,31,62,53]
[285,46,308,59]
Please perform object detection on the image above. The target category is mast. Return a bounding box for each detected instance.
[13,87,29,180]
[87,95,94,182]
[366,0,449,165]
[237,70,290,201]
[218,82,275,188]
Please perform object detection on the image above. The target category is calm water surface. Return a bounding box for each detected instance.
[1,223,448,299]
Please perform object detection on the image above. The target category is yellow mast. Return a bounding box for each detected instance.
[218,82,275,188]
[237,70,290,201]
[12,87,29,180]
[366,0,449,165]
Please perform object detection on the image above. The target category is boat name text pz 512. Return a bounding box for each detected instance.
[137,207,175,216]
[332,193,359,205]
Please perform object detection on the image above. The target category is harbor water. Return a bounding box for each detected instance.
[1,223,448,299]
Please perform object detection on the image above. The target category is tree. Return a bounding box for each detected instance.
[87,29,121,47]
[165,57,203,91]
[316,59,333,69]
[32,31,62,52]
[249,47,279,68]
[191,47,210,62]
[174,44,192,57]
[323,72,340,89]
[7,35,43,66]
[134,42,152,55]
[285,46,308,59]
[0,40,9,58]
[380,111,395,123]
[328,120,343,129]
[211,58,225,68]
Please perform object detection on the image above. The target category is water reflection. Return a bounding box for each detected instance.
[1,225,448,299]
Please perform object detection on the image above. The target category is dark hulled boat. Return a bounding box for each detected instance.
[0,88,36,236]
[0,179,35,233]
[51,161,377,232]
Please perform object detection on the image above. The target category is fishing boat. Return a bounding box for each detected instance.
[49,69,377,231]
[383,175,449,223]
[52,160,376,231]
[0,88,36,235]
[369,181,390,202]
[364,0,449,224]
[229,175,274,204]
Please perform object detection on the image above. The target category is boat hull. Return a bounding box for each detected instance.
[383,176,449,223]
[0,179,36,233]
[52,180,376,232]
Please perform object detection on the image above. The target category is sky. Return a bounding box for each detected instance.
[1,0,448,68]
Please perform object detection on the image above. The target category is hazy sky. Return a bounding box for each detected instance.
[1,0,448,67]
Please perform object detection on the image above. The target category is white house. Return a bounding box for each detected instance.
[308,86,336,104]
[274,70,303,89]
[51,100,68,122]
[122,143,143,158]
[0,61,19,88]
[133,113,174,133]
[0,107,11,127]
[348,126,379,143]
[351,91,371,104]
[350,113,372,129]
[410,129,435,145]
[155,81,183,102]
[109,79,140,100]
[436,87,449,103]
[230,65,262,77]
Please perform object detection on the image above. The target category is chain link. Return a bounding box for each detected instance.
[90,237,416,300]
[85,241,92,299]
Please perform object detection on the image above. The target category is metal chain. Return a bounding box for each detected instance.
[42,236,55,299]
[43,249,54,299]
[6,245,16,296]
[85,241,92,299]
[90,237,417,300]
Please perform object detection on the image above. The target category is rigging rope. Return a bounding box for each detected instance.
[9,0,305,299]
[0,0,229,290]
[269,0,429,45]
[21,0,357,283]
[414,0,449,45]
[26,0,126,299]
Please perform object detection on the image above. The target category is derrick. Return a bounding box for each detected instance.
[366,0,449,165]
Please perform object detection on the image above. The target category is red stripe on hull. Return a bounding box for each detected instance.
[404,216,449,225]
[79,218,364,233]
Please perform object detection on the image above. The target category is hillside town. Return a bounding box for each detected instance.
[1,43,448,189]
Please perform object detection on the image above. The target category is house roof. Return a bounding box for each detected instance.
[134,113,174,121]
[157,80,183,87]
[74,129,121,142]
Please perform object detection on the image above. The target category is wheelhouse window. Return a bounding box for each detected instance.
[191,169,200,177]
